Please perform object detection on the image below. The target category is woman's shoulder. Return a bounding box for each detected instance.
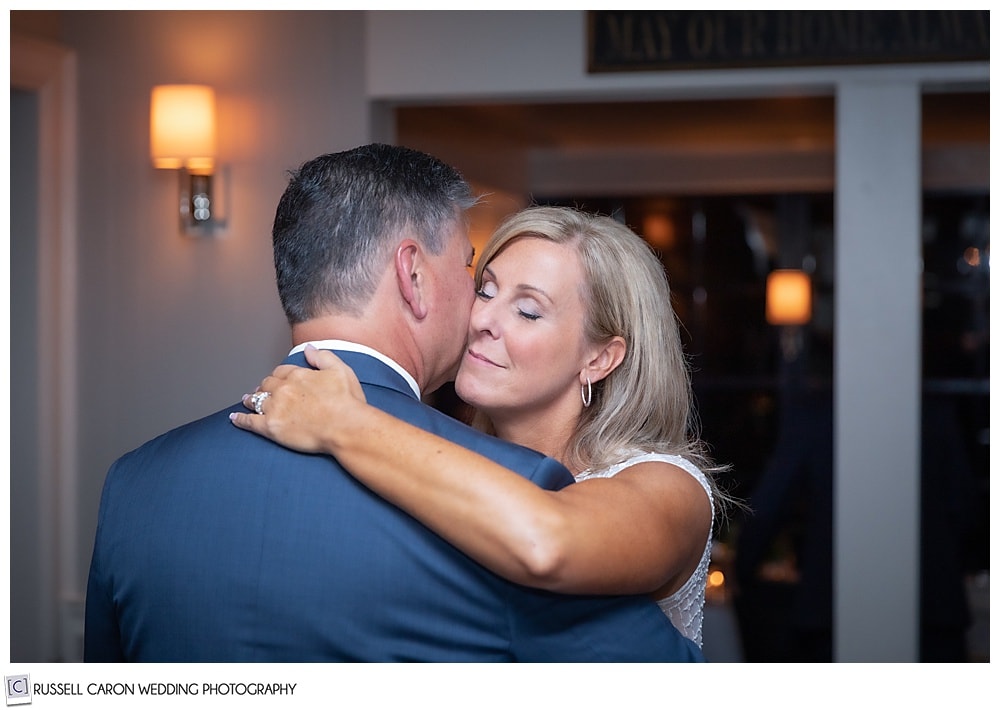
[577,450,695,476]
[576,451,712,499]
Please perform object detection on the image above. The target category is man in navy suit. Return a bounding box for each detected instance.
[84,144,703,661]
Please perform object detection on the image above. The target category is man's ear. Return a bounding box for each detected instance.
[395,240,429,320]
[584,336,627,384]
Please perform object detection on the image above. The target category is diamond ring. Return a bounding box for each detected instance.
[250,390,271,415]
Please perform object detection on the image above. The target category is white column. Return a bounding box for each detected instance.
[834,80,921,661]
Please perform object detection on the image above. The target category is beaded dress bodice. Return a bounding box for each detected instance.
[575,452,714,647]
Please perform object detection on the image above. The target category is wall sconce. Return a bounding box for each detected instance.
[150,84,226,236]
[767,268,812,363]
[766,269,812,326]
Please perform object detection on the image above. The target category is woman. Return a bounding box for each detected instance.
[232,206,731,646]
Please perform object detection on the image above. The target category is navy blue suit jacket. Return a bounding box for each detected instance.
[85,350,703,662]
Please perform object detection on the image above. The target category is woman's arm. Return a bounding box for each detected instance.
[230,347,712,596]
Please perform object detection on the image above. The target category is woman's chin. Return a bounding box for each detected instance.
[454,376,486,411]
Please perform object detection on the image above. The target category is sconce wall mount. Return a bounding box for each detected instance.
[151,84,227,237]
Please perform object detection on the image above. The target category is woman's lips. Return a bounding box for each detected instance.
[466,348,504,368]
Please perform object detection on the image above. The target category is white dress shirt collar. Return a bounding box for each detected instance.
[289,339,420,400]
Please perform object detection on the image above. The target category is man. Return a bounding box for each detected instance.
[84,144,703,661]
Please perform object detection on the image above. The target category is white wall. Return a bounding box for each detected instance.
[835,79,922,661]
[367,10,986,102]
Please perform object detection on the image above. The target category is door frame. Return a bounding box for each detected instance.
[10,33,80,661]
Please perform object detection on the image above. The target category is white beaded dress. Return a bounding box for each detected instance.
[575,451,714,648]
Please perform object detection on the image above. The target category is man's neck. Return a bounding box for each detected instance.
[291,314,424,391]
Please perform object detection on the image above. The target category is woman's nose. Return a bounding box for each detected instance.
[469,297,498,338]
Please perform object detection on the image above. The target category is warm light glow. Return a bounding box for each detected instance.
[708,570,725,588]
[766,269,812,325]
[643,213,676,249]
[150,85,216,173]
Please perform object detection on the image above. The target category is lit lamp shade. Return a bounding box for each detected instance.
[150,85,216,173]
[766,269,812,325]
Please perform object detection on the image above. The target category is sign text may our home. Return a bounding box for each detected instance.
[587,11,989,73]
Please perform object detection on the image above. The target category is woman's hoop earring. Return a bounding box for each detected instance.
[581,376,592,408]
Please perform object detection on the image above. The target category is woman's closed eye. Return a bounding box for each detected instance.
[476,280,498,300]
[476,279,542,321]
[517,306,541,321]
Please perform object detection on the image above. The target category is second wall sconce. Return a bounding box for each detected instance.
[766,269,812,326]
[150,84,227,236]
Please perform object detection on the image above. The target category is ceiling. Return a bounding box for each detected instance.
[398,96,836,153]
[396,92,988,197]
[398,92,986,151]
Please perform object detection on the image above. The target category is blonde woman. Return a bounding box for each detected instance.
[233,206,731,647]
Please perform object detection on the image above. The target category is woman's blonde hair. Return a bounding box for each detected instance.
[474,205,733,514]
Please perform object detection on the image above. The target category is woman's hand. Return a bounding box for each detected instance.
[230,345,367,455]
